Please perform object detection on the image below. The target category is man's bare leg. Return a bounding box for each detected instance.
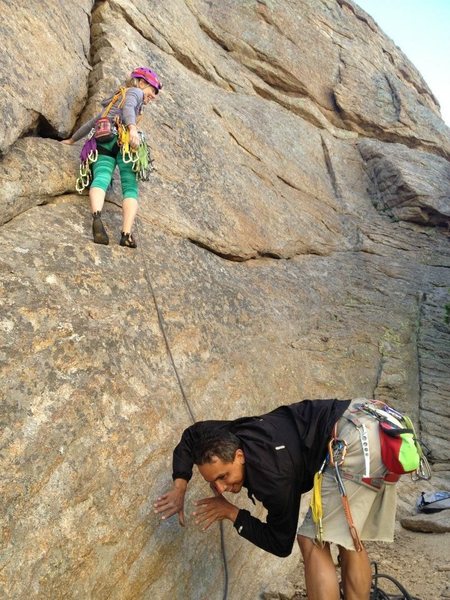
[338,543,371,600]
[297,535,340,600]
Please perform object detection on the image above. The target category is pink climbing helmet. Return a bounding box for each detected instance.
[131,67,162,93]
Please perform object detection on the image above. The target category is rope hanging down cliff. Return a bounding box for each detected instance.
[136,219,229,600]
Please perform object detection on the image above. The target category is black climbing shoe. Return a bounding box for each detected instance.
[92,211,109,245]
[119,232,137,249]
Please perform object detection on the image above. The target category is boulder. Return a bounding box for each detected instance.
[358,139,450,227]
[0,139,79,225]
[401,511,450,534]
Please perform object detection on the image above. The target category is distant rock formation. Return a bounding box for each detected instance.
[1,1,449,599]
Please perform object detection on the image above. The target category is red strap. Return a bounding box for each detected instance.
[340,493,363,552]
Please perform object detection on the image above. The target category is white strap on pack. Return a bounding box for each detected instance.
[345,412,371,477]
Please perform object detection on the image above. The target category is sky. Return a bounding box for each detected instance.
[354,0,450,126]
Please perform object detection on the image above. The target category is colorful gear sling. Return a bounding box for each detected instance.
[354,401,430,477]
[310,400,431,552]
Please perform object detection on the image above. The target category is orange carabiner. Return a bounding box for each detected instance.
[328,438,348,467]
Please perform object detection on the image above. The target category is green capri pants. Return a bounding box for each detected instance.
[91,139,139,199]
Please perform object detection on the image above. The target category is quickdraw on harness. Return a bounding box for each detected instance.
[76,132,98,193]
[310,458,327,545]
[311,423,363,552]
[116,126,154,181]
[132,132,154,181]
[330,425,364,552]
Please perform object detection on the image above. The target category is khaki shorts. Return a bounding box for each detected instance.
[297,399,397,550]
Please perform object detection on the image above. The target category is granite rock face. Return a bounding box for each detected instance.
[359,139,450,226]
[0,0,93,155]
[0,1,449,599]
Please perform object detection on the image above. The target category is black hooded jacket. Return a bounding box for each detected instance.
[172,399,350,557]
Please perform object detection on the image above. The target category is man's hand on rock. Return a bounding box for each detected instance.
[193,495,239,531]
[154,479,187,526]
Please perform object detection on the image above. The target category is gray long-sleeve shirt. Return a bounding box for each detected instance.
[71,87,144,142]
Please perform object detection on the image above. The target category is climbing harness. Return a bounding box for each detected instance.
[76,127,153,194]
[75,88,126,193]
[75,87,153,193]
[94,87,127,142]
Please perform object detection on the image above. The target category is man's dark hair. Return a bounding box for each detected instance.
[193,431,242,465]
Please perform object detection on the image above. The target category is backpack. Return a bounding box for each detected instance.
[355,401,431,478]
[417,490,450,513]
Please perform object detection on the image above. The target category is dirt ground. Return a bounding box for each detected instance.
[364,529,450,599]
[285,480,450,600]
[288,527,449,599]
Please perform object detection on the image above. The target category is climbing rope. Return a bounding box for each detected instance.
[339,562,420,599]
[136,218,229,600]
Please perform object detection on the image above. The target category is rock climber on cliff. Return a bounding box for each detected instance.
[62,66,162,248]
[155,398,400,600]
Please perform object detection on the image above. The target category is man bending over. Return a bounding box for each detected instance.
[154,399,397,600]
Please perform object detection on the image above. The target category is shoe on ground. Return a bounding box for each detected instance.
[120,232,137,248]
[92,212,109,245]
